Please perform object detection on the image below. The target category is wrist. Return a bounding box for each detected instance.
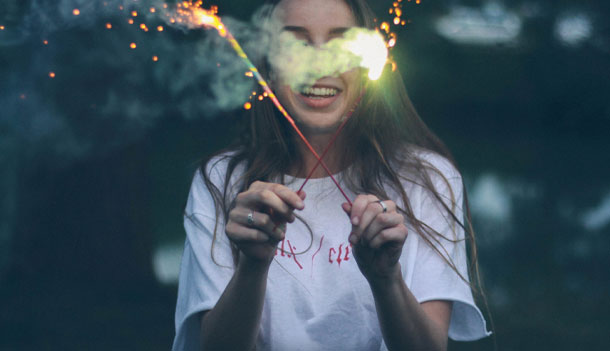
[366,265,403,291]
[237,252,273,276]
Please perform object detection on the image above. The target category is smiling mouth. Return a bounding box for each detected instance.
[300,86,340,99]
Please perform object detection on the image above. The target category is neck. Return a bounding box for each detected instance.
[290,131,348,178]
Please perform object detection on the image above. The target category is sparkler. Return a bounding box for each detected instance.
[170,1,362,204]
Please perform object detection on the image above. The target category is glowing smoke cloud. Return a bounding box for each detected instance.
[269,28,388,90]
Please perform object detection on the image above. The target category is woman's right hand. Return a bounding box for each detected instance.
[226,181,305,265]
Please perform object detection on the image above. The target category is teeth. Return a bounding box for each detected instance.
[301,86,338,97]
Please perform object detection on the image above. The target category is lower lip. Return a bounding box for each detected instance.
[297,92,341,109]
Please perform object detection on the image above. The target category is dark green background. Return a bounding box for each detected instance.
[1,0,609,349]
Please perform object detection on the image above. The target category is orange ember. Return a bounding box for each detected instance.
[43,40,48,45]
[245,71,254,77]
[72,9,80,16]
[244,102,252,110]
[0,26,5,30]
[131,11,138,17]
[130,42,137,49]
[153,56,159,61]
[49,72,56,78]
[128,19,134,24]
[150,7,156,13]
[106,23,112,29]
[171,1,226,36]
[157,26,164,32]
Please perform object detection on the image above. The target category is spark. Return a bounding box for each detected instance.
[244,102,252,110]
[157,25,164,32]
[43,40,49,45]
[49,72,56,78]
[130,42,137,49]
[153,55,159,61]
[131,11,138,17]
[0,26,5,30]
[73,9,80,16]
[245,71,254,77]
[150,7,156,13]
[128,19,134,24]
[106,23,112,29]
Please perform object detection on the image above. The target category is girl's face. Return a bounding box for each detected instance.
[273,0,363,135]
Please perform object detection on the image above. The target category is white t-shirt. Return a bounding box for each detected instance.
[172,150,491,351]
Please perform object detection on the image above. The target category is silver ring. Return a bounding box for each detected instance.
[247,212,255,225]
[377,200,388,213]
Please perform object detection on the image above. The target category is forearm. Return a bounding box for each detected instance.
[200,254,270,351]
[369,273,448,351]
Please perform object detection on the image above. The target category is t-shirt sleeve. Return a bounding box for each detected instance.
[172,165,235,351]
[408,155,491,341]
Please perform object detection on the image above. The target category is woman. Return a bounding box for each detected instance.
[173,0,490,350]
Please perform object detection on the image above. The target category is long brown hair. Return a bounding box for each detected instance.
[198,0,486,303]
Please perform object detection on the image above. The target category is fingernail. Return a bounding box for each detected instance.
[351,216,359,225]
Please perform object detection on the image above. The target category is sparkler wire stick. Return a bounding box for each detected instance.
[297,89,365,194]
[208,17,353,205]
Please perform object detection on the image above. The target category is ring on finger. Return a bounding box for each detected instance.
[247,212,255,225]
[377,200,388,213]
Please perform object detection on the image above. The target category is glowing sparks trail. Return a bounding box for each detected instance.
[171,1,352,204]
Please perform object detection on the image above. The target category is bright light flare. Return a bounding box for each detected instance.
[344,31,388,80]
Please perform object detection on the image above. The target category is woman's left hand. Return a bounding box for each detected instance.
[342,195,408,283]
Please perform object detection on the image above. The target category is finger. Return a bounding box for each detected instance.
[362,212,404,243]
[341,202,352,214]
[367,224,408,250]
[350,194,378,226]
[356,199,397,234]
[229,208,286,242]
[225,221,272,243]
[238,189,295,222]
[269,183,305,210]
